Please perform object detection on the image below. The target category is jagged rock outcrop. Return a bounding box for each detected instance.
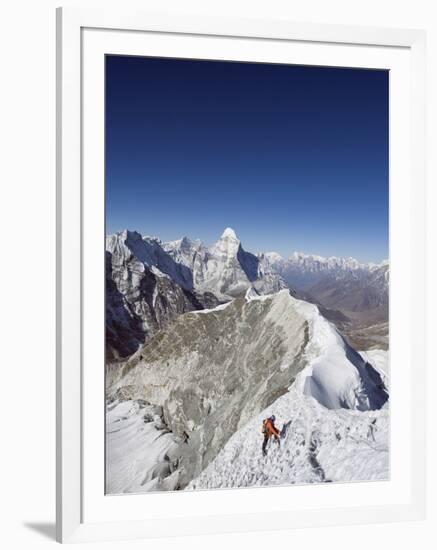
[105,232,220,362]
[164,227,288,300]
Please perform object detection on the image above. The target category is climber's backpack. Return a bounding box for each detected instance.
[261,418,268,435]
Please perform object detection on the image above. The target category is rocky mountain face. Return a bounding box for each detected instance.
[107,230,194,290]
[105,231,219,362]
[106,228,289,361]
[164,227,288,300]
[106,289,388,492]
[106,229,390,360]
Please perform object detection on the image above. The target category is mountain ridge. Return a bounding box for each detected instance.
[106,287,388,492]
[106,227,389,357]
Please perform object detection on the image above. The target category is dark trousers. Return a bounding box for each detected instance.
[263,434,279,455]
[262,435,269,455]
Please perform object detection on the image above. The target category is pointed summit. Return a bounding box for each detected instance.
[180,235,195,248]
[220,227,238,240]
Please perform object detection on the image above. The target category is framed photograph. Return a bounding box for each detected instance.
[56,7,426,543]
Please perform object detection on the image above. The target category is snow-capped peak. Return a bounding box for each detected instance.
[220,227,239,240]
[212,227,241,259]
[288,251,379,272]
[265,251,284,263]
[161,227,287,300]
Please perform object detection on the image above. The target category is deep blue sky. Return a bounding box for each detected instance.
[106,55,388,262]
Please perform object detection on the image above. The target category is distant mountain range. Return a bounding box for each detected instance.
[105,228,389,361]
[265,250,389,329]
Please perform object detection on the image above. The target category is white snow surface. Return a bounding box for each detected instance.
[184,303,389,490]
[106,399,180,493]
[188,381,388,490]
[191,301,232,314]
[277,295,387,411]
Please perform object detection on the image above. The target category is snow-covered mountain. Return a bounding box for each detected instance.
[105,228,288,361]
[164,227,288,300]
[106,289,388,493]
[107,230,194,290]
[265,250,388,293]
[106,231,220,361]
[106,228,389,358]
[266,251,389,347]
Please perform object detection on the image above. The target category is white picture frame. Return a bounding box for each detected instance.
[56,6,426,544]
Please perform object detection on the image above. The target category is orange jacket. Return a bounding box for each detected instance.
[263,418,280,439]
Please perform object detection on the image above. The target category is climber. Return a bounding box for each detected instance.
[261,415,281,456]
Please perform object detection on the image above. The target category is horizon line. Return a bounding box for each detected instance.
[106,227,388,266]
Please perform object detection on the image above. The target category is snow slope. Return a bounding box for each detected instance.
[106,399,181,493]
[278,295,387,411]
[188,341,389,490]
[188,382,388,490]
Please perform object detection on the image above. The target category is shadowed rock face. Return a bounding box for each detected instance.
[105,250,219,362]
[106,289,387,489]
[107,230,194,290]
